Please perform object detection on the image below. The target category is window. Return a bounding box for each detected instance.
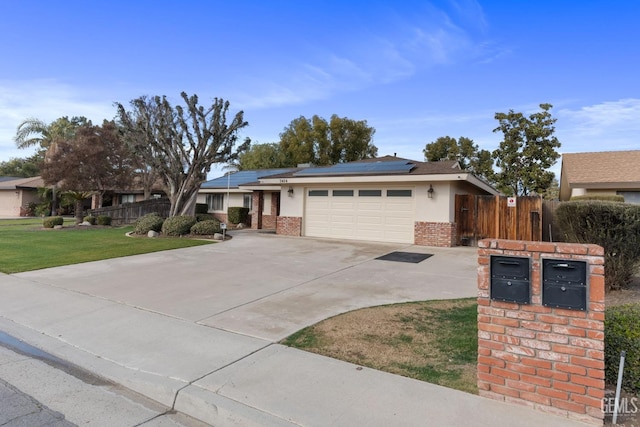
[333,190,354,197]
[206,194,224,211]
[309,190,329,196]
[387,189,412,197]
[358,189,382,197]
[618,191,640,204]
[243,193,253,210]
[120,194,135,204]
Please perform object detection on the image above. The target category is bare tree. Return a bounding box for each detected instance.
[116,92,250,217]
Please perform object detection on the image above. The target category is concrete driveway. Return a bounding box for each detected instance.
[0,232,586,426]
[13,232,478,341]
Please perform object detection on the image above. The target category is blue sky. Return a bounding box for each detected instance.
[0,0,638,179]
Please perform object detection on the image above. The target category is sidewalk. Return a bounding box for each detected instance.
[0,234,590,426]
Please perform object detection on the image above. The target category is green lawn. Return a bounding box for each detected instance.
[0,218,213,273]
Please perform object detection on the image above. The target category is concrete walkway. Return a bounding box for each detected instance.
[0,233,588,426]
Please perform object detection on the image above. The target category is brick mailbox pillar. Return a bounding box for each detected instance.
[477,239,605,425]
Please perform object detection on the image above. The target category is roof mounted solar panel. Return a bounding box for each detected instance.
[201,168,295,188]
[293,160,414,176]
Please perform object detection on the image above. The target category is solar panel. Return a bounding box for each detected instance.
[202,168,295,188]
[293,160,414,176]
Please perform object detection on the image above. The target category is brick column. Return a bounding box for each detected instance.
[251,191,264,230]
[263,193,279,229]
[477,239,605,425]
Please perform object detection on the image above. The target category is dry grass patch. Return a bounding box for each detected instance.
[282,298,478,394]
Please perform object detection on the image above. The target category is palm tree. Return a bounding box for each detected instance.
[13,116,90,215]
[14,116,89,149]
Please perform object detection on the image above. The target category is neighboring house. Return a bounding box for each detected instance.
[559,150,640,203]
[0,176,44,217]
[95,176,167,208]
[198,156,497,246]
[0,173,167,218]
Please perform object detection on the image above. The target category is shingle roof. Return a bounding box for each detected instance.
[0,176,45,190]
[562,150,640,184]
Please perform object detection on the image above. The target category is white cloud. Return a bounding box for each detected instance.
[232,2,489,110]
[557,99,640,152]
[0,79,118,161]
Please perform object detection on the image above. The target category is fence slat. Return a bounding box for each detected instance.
[88,199,170,226]
[455,195,543,245]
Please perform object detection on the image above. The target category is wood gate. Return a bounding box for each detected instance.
[455,195,542,246]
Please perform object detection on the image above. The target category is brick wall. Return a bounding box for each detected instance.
[477,239,605,425]
[276,216,302,236]
[262,193,279,229]
[414,221,457,247]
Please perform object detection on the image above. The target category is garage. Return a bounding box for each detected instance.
[304,187,415,243]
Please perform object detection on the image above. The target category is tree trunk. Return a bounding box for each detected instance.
[75,199,83,223]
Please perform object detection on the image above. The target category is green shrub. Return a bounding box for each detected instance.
[228,207,249,224]
[195,203,209,214]
[605,303,640,393]
[555,201,640,290]
[196,213,216,222]
[190,219,221,235]
[35,204,50,217]
[96,215,112,226]
[43,216,64,228]
[571,194,625,202]
[24,202,38,216]
[83,215,97,225]
[134,213,165,234]
[162,215,197,236]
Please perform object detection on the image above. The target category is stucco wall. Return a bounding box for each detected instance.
[263,192,272,215]
[21,190,40,212]
[0,190,21,217]
[279,187,303,217]
[414,183,451,222]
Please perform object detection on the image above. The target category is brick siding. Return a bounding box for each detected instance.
[477,239,605,425]
[276,216,302,236]
[414,221,457,247]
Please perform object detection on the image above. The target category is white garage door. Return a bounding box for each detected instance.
[304,187,415,243]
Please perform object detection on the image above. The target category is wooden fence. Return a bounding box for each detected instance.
[88,199,170,225]
[455,195,544,246]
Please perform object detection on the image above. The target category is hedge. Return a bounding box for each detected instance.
[43,216,64,228]
[555,201,640,290]
[570,194,625,203]
[162,215,197,236]
[83,215,97,225]
[190,219,222,235]
[605,303,640,393]
[134,213,165,234]
[228,207,249,224]
[196,213,216,222]
[96,215,112,226]
[195,203,209,214]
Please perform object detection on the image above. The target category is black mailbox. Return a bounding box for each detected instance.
[490,256,531,304]
[542,259,588,310]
